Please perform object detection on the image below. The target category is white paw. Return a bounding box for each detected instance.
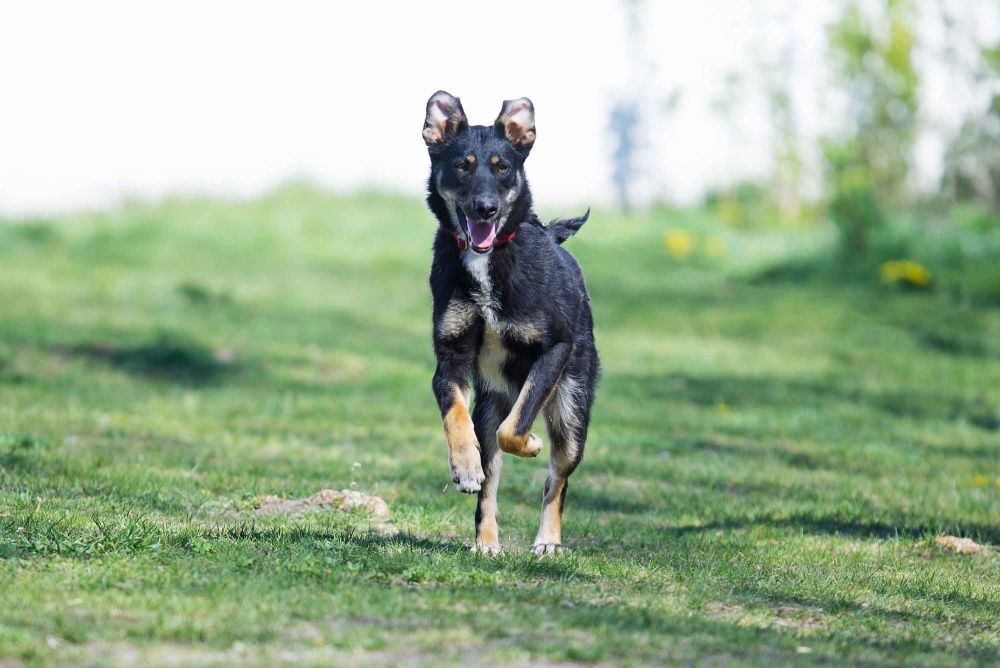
[531,543,564,556]
[523,432,543,457]
[450,459,485,494]
[496,426,544,458]
[472,541,501,556]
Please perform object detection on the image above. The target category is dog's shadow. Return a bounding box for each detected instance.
[343,531,594,579]
[205,523,593,580]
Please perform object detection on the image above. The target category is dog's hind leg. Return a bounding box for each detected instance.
[472,390,511,555]
[533,376,590,556]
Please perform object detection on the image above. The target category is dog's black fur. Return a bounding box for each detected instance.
[422,91,599,555]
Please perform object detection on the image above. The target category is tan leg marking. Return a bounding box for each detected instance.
[532,472,566,556]
[472,397,503,555]
[496,380,543,458]
[443,387,484,493]
[474,520,500,555]
[474,463,502,553]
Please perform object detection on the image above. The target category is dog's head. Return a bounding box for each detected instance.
[423,91,535,253]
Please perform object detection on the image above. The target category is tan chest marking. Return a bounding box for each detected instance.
[477,324,515,397]
[438,298,478,339]
[502,318,542,344]
[475,314,545,397]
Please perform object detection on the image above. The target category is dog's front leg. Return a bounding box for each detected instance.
[432,328,485,493]
[497,341,572,458]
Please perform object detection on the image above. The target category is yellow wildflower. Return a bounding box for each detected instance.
[970,474,988,486]
[880,259,932,287]
[902,262,931,286]
[664,230,695,259]
[880,260,904,282]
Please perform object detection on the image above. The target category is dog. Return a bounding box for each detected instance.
[422,91,600,555]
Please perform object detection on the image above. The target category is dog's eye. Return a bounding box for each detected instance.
[496,163,509,173]
[454,162,468,173]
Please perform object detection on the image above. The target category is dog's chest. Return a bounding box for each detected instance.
[477,320,515,397]
[461,252,500,322]
[476,313,543,398]
[459,253,538,397]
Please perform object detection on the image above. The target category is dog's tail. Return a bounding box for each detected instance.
[547,208,590,244]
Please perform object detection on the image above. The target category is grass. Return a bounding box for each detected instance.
[1,186,999,666]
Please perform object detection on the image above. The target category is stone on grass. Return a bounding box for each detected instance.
[255,489,390,520]
[935,535,986,554]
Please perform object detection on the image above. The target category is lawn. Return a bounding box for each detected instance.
[1,187,999,666]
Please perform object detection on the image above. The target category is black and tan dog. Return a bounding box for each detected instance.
[422,91,600,555]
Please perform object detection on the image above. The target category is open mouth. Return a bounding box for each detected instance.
[457,209,498,253]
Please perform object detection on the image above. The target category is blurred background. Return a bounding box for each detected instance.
[4,1,1000,291]
[2,1,996,213]
[3,3,1000,662]
[4,1,1000,295]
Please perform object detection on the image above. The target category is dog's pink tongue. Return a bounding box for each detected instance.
[469,220,496,249]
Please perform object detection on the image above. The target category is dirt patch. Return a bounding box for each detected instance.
[56,641,423,667]
[252,488,394,532]
[705,601,827,633]
[772,605,827,631]
[55,640,599,667]
[935,535,987,554]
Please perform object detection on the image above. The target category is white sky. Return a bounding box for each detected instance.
[0,1,996,216]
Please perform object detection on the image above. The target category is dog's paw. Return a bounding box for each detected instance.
[472,540,501,556]
[496,427,543,458]
[532,543,564,556]
[521,432,543,457]
[531,543,564,556]
[449,455,485,494]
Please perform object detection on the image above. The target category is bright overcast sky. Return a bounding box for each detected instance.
[0,1,996,216]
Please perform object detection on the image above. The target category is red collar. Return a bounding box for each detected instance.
[450,229,516,252]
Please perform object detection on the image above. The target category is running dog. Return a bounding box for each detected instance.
[423,91,600,555]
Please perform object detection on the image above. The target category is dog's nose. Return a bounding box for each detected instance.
[474,199,498,219]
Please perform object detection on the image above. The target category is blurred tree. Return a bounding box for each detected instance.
[707,70,776,228]
[941,39,1000,211]
[610,101,640,214]
[609,0,647,213]
[609,0,680,212]
[762,41,804,226]
[706,3,808,229]
[823,0,919,253]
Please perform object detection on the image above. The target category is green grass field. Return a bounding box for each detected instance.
[2,187,999,666]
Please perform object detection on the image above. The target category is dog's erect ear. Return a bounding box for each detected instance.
[423,91,469,146]
[494,97,536,148]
